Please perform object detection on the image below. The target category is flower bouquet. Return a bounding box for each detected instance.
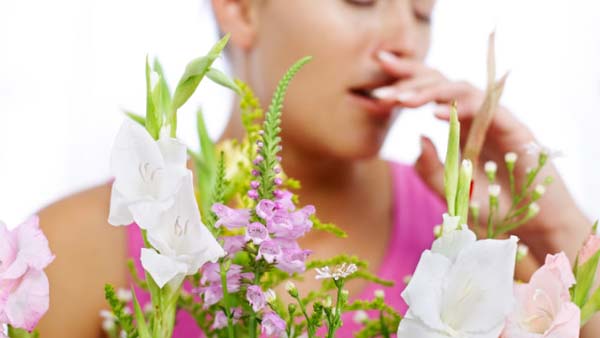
[3,35,600,338]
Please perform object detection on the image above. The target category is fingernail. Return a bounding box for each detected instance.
[396,91,416,102]
[371,87,397,100]
[377,50,397,63]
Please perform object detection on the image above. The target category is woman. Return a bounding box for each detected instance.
[37,0,596,336]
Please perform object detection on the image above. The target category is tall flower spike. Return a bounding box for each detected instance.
[444,103,460,216]
[255,56,312,200]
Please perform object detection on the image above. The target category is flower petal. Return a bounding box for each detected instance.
[5,270,49,331]
[401,250,451,331]
[140,248,188,288]
[441,236,518,333]
[431,228,476,263]
[108,185,134,226]
[396,311,450,338]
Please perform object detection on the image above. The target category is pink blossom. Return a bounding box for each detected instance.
[245,222,269,245]
[0,216,54,331]
[502,252,580,338]
[198,263,253,308]
[257,240,281,264]
[261,311,286,337]
[222,235,246,256]
[246,285,266,312]
[211,307,242,329]
[212,203,250,229]
[275,190,295,211]
[256,200,277,220]
[275,240,311,274]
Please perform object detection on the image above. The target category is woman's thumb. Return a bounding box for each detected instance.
[415,136,445,198]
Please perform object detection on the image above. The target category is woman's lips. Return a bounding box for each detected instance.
[348,89,395,117]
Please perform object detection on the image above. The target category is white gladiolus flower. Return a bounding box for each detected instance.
[108,119,189,229]
[397,225,518,338]
[141,174,225,288]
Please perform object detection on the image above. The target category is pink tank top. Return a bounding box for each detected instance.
[127,162,445,337]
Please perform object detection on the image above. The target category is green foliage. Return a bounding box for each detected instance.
[171,35,230,116]
[6,326,39,338]
[311,216,348,238]
[444,104,460,216]
[256,56,312,200]
[145,56,162,140]
[574,249,600,307]
[207,67,242,95]
[104,284,138,338]
[306,255,369,270]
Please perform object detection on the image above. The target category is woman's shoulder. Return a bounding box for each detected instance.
[37,182,128,336]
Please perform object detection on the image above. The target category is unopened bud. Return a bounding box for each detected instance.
[532,184,546,201]
[265,289,277,303]
[516,244,529,261]
[353,310,369,324]
[374,289,385,299]
[488,184,501,198]
[433,225,442,238]
[527,203,540,218]
[484,161,497,182]
[285,281,298,298]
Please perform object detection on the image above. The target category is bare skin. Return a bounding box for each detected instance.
[36,0,598,336]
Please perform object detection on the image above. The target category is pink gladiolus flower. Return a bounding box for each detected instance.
[502,252,580,338]
[246,285,266,312]
[212,203,250,229]
[0,216,54,331]
[261,311,286,337]
[579,234,600,265]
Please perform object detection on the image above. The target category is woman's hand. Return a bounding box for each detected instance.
[374,51,591,263]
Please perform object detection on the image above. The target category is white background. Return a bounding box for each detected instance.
[1,0,599,227]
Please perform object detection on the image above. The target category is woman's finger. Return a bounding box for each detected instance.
[414,135,445,199]
[376,51,426,78]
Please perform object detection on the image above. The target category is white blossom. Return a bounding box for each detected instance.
[315,263,358,280]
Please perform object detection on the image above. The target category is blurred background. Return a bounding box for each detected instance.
[1,0,599,227]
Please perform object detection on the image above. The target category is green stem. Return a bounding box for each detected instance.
[487,199,497,238]
[219,261,235,338]
[327,281,345,338]
[294,295,315,338]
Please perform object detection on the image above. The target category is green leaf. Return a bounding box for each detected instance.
[132,288,152,338]
[171,34,230,111]
[444,103,460,215]
[7,326,39,338]
[145,56,161,140]
[152,59,171,121]
[195,109,218,220]
[574,249,600,307]
[125,111,146,127]
[207,67,242,95]
[581,279,600,325]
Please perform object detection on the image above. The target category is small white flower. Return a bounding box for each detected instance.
[353,310,369,324]
[505,152,518,164]
[469,200,480,210]
[315,263,358,280]
[484,161,497,175]
[265,289,277,303]
[285,281,297,293]
[534,184,546,198]
[488,184,501,197]
[517,244,529,261]
[323,296,333,308]
[374,289,385,299]
[116,288,133,303]
[524,142,563,159]
[527,203,540,217]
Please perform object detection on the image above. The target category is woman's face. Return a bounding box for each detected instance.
[240,0,435,160]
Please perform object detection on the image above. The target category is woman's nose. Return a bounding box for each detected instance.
[377,1,419,59]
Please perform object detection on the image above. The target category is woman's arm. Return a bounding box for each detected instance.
[36,183,129,337]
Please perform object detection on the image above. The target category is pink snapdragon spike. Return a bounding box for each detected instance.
[246,285,266,312]
[0,216,54,331]
[245,222,270,245]
[197,263,253,308]
[261,311,286,337]
[212,203,251,229]
[211,308,242,329]
[501,252,579,338]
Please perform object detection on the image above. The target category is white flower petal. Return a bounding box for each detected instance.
[441,213,461,234]
[397,311,450,338]
[401,251,451,332]
[441,236,518,333]
[129,197,175,230]
[140,248,188,288]
[431,228,477,262]
[108,185,134,226]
